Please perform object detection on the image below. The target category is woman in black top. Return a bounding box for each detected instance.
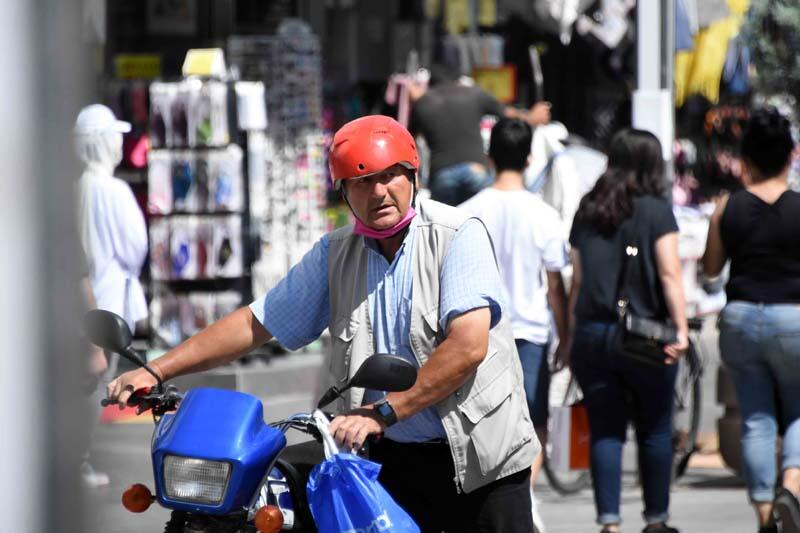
[703,107,800,533]
[568,129,688,533]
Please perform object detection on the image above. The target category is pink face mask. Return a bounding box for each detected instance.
[353,206,416,239]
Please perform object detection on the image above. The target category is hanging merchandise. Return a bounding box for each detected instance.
[170,216,198,280]
[228,22,326,300]
[170,151,198,211]
[149,217,172,281]
[674,0,750,107]
[186,79,230,147]
[533,0,596,45]
[150,290,182,347]
[213,215,243,279]
[180,293,215,338]
[210,146,244,212]
[235,81,268,131]
[147,150,173,214]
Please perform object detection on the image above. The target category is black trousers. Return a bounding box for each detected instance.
[370,438,534,533]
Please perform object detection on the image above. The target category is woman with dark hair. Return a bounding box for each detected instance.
[703,107,800,533]
[568,128,688,533]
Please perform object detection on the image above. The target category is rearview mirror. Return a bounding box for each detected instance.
[84,309,164,391]
[84,309,132,354]
[349,355,417,392]
[317,354,417,409]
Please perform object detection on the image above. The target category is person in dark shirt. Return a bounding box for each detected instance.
[568,128,688,533]
[703,107,800,533]
[409,64,551,206]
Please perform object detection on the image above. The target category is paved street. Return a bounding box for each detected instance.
[83,418,752,532]
[83,327,756,532]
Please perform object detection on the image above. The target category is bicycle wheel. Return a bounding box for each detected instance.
[672,341,702,480]
[542,445,592,495]
[542,372,592,495]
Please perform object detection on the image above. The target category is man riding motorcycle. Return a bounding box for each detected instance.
[107,115,538,532]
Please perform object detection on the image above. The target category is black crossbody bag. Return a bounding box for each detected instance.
[614,240,678,367]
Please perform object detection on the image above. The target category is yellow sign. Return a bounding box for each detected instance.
[472,65,517,104]
[182,48,226,78]
[114,54,162,80]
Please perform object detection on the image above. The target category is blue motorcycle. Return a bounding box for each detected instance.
[85,309,417,533]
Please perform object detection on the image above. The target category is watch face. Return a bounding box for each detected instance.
[375,400,396,426]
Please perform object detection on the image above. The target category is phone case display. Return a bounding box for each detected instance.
[210,146,244,212]
[150,80,229,149]
[151,290,242,345]
[180,293,215,338]
[148,147,244,214]
[149,217,172,281]
[186,79,230,147]
[213,215,243,278]
[151,215,241,281]
[147,150,173,214]
[150,290,182,347]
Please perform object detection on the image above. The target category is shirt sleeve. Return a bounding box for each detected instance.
[540,209,569,272]
[439,218,505,332]
[249,236,330,350]
[476,88,506,117]
[649,198,680,240]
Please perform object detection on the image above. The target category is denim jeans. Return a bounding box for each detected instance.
[570,320,678,525]
[429,162,491,206]
[719,301,800,503]
[515,339,550,427]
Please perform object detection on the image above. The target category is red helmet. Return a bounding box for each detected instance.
[329,115,419,188]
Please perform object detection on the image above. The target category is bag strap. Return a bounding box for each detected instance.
[614,206,641,320]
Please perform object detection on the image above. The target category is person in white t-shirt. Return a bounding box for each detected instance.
[460,118,570,532]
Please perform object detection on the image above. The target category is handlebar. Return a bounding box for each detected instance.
[270,412,381,455]
[101,385,183,416]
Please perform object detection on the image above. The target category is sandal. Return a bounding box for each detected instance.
[774,488,800,533]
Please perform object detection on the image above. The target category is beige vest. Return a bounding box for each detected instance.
[325,199,538,493]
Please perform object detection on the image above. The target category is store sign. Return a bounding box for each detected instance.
[182,48,226,78]
[472,65,517,104]
[115,54,162,80]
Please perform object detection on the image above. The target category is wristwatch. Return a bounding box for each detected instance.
[373,398,398,428]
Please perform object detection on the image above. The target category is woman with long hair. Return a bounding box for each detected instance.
[568,128,688,533]
[703,107,800,533]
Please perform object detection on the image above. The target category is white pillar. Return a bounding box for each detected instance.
[633,0,675,165]
[0,0,45,530]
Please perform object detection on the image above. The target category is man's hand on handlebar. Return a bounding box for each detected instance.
[329,407,385,452]
[107,367,162,409]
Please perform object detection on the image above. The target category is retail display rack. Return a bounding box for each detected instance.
[145,76,258,348]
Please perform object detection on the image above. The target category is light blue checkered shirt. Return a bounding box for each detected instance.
[250,215,504,442]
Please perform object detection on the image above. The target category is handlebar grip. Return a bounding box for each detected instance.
[100,398,114,407]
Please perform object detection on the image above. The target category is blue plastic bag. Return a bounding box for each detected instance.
[307,454,419,533]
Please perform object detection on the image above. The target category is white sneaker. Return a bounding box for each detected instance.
[531,487,546,533]
[81,461,110,488]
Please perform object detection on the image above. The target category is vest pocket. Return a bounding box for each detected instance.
[457,356,532,475]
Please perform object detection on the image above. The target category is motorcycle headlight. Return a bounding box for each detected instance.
[163,455,231,505]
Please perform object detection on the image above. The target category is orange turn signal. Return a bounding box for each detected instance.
[254,505,284,533]
[121,483,154,513]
